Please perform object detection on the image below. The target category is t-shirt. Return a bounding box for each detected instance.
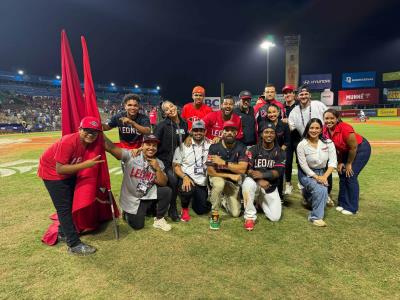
[323,122,363,155]
[119,150,165,214]
[38,132,86,180]
[247,144,286,193]
[207,141,248,174]
[108,112,150,147]
[181,103,212,130]
[173,139,211,186]
[288,101,327,136]
[202,111,243,140]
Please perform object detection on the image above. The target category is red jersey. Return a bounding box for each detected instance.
[149,109,157,125]
[202,110,243,140]
[37,132,87,180]
[323,122,363,155]
[181,103,212,130]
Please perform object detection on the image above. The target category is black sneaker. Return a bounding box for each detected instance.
[68,242,97,256]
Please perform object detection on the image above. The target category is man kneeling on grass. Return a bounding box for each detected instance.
[242,122,286,231]
[206,121,248,230]
[105,134,172,231]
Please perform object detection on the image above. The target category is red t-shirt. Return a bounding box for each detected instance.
[202,110,243,140]
[37,132,87,180]
[181,103,212,130]
[323,122,363,154]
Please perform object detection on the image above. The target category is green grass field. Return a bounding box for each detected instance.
[1,117,399,299]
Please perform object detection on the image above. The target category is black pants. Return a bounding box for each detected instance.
[178,178,211,215]
[285,134,300,182]
[123,186,171,230]
[43,178,80,247]
[166,168,179,214]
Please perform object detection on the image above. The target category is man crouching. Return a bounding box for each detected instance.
[105,134,172,231]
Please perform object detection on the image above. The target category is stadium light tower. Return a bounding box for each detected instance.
[260,36,276,84]
[17,70,24,75]
[134,84,139,89]
[110,82,115,87]
[56,75,61,80]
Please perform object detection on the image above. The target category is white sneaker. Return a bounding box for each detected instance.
[153,217,172,231]
[341,209,354,215]
[336,206,344,212]
[284,183,293,195]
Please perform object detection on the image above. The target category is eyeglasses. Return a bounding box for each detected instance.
[83,128,99,135]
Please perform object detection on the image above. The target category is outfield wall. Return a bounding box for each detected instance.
[339,108,400,117]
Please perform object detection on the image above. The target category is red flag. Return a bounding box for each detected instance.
[61,30,85,135]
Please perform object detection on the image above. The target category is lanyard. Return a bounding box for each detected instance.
[192,143,205,167]
[300,104,312,128]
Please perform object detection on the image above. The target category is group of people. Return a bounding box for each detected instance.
[38,84,371,255]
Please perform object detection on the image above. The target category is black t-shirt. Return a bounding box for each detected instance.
[108,112,150,145]
[247,144,286,193]
[207,141,248,174]
[233,106,256,146]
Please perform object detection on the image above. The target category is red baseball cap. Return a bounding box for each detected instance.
[80,116,102,131]
[282,85,295,93]
[192,86,205,95]
[223,120,237,130]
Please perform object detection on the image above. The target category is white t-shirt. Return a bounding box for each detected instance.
[288,101,327,136]
[172,139,211,186]
[120,150,165,214]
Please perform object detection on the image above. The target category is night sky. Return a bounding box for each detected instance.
[0,0,399,104]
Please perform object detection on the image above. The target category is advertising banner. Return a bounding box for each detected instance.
[300,74,332,90]
[338,89,379,106]
[342,72,376,88]
[339,110,359,117]
[284,35,300,88]
[364,109,377,117]
[204,97,220,111]
[383,87,400,102]
[377,108,398,117]
[382,71,400,82]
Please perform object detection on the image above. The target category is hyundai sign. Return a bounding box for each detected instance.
[300,74,332,90]
[342,72,376,88]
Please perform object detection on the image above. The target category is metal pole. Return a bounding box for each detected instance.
[266,47,270,84]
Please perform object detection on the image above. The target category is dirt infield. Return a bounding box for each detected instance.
[0,136,57,159]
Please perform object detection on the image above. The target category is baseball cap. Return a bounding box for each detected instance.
[297,85,310,93]
[239,90,252,99]
[192,86,205,95]
[262,122,276,132]
[282,85,295,93]
[143,134,160,144]
[80,116,102,131]
[191,120,205,130]
[223,120,238,130]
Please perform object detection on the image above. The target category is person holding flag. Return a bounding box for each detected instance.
[38,117,104,255]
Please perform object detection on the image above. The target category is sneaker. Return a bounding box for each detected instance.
[326,196,335,207]
[68,242,97,255]
[209,212,220,230]
[153,217,172,231]
[341,209,354,215]
[284,183,293,195]
[336,206,344,212]
[244,219,255,231]
[312,219,327,227]
[181,208,191,222]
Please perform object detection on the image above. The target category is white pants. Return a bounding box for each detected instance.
[241,177,281,222]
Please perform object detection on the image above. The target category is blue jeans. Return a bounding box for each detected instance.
[338,138,371,213]
[298,168,328,221]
